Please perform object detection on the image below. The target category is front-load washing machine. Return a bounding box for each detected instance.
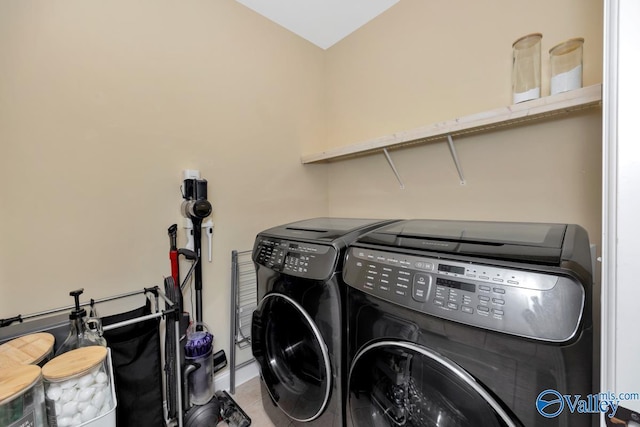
[342,219,597,427]
[251,217,397,426]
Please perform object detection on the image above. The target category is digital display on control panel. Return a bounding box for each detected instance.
[436,278,476,293]
[438,264,465,275]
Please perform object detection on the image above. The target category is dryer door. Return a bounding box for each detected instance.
[252,292,332,422]
[348,340,522,427]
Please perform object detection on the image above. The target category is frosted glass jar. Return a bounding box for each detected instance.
[550,38,584,95]
[0,332,55,368]
[512,33,542,104]
[42,346,114,427]
[0,364,47,427]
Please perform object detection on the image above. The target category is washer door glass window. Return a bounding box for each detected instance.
[348,341,521,427]
[252,293,331,422]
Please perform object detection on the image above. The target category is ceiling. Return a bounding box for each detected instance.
[234,0,400,50]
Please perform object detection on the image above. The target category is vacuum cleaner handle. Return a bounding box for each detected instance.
[169,224,180,288]
[178,248,197,260]
[183,362,199,411]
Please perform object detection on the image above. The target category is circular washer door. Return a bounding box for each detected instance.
[348,341,521,427]
[252,292,332,422]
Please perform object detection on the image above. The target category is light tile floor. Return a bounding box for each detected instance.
[229,376,276,427]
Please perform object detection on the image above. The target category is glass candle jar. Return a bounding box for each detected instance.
[512,33,542,104]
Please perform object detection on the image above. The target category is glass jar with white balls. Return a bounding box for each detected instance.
[549,38,584,95]
[0,364,47,427]
[42,346,115,427]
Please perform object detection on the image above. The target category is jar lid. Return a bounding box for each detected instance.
[512,33,543,48]
[42,346,107,381]
[549,38,585,55]
[0,365,42,404]
[0,332,55,368]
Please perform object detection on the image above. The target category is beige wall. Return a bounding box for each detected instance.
[0,1,328,360]
[322,0,603,149]
[322,0,603,251]
[326,110,602,241]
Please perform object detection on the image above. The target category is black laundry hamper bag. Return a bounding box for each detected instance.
[102,301,165,427]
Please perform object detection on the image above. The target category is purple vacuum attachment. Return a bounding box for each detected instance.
[185,330,213,358]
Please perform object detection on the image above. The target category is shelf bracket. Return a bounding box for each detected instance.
[383,148,405,189]
[447,135,466,185]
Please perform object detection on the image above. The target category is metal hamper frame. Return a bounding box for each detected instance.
[0,287,184,427]
[229,249,257,394]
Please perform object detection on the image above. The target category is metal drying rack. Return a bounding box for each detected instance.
[0,286,185,427]
[229,250,257,394]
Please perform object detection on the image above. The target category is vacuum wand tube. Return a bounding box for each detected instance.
[192,216,204,324]
[181,175,212,325]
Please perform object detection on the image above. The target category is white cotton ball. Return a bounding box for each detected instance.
[71,413,83,425]
[102,392,112,410]
[81,404,99,422]
[78,373,95,388]
[55,402,62,415]
[57,416,72,427]
[76,386,95,402]
[61,400,78,416]
[77,401,90,411]
[98,405,109,416]
[94,372,108,384]
[46,384,62,401]
[60,388,77,403]
[60,379,77,389]
[91,390,105,408]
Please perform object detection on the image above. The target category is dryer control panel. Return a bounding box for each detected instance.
[343,247,586,343]
[253,237,338,281]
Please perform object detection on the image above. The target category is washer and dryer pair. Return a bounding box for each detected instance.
[251,218,597,427]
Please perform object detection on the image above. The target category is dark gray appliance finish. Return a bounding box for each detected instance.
[343,219,597,427]
[251,217,398,427]
[358,219,592,276]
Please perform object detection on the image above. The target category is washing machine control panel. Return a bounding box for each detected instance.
[254,237,338,280]
[343,247,586,342]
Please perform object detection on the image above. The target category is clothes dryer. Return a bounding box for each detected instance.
[343,219,597,427]
[251,217,397,426]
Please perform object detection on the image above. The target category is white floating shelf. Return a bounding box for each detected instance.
[301,84,602,164]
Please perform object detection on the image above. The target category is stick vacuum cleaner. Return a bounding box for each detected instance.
[180,177,217,422]
[178,176,250,426]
